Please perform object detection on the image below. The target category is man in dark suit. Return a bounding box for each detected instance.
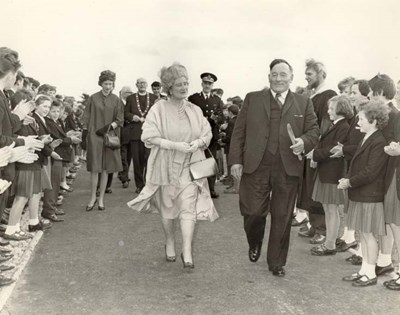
[118,86,133,188]
[124,78,157,193]
[188,72,224,198]
[229,59,319,277]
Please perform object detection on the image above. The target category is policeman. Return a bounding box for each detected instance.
[188,72,224,198]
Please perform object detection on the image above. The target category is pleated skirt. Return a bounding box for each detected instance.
[346,200,386,235]
[12,170,42,198]
[312,175,345,205]
[384,172,400,226]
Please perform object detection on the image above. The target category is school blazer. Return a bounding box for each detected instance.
[45,118,73,162]
[342,115,363,163]
[32,112,53,165]
[0,92,24,181]
[347,130,388,203]
[384,110,400,199]
[313,118,349,184]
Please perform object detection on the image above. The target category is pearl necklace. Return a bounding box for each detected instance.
[177,102,186,120]
[136,93,150,117]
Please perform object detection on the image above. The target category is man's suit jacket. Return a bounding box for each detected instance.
[348,130,388,203]
[124,93,157,142]
[313,118,349,184]
[229,88,319,177]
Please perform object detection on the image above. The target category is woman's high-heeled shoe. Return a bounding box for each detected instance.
[86,200,97,212]
[180,253,194,269]
[165,245,176,262]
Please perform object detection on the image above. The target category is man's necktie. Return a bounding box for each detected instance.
[275,93,283,108]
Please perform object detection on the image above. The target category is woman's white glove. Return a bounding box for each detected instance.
[10,146,39,164]
[160,139,192,153]
[0,179,12,194]
[0,143,14,167]
[189,139,205,152]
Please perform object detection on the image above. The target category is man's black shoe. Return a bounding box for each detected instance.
[270,266,285,277]
[248,242,262,262]
[210,191,219,199]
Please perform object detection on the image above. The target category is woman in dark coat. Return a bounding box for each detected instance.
[82,70,123,211]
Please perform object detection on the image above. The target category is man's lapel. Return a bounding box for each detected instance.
[262,89,271,118]
[281,90,294,117]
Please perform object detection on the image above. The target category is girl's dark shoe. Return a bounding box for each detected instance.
[28,222,44,232]
[352,275,377,287]
[383,272,400,287]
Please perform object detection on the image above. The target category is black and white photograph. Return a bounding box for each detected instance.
[0,0,400,314]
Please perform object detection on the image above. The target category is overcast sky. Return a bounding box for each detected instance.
[2,0,400,101]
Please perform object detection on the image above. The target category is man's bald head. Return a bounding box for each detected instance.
[136,78,148,93]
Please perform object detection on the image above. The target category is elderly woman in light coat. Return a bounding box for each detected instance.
[128,63,218,270]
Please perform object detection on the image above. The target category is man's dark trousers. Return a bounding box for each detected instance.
[119,143,131,183]
[130,140,149,190]
[240,149,299,269]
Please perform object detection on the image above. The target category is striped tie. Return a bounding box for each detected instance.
[275,93,283,108]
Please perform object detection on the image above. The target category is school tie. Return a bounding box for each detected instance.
[275,93,283,108]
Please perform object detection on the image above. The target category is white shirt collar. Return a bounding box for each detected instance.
[333,117,345,125]
[270,89,289,102]
[202,92,210,98]
[312,82,331,97]
[36,112,46,124]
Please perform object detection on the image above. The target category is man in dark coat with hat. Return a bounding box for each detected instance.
[188,72,224,198]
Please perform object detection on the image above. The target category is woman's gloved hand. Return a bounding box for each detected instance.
[95,124,110,136]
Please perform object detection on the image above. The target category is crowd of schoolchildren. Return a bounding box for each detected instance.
[292,72,400,290]
[0,47,86,286]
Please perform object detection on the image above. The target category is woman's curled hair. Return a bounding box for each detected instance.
[360,99,390,130]
[159,63,188,96]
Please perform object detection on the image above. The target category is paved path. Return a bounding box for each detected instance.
[1,169,399,315]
